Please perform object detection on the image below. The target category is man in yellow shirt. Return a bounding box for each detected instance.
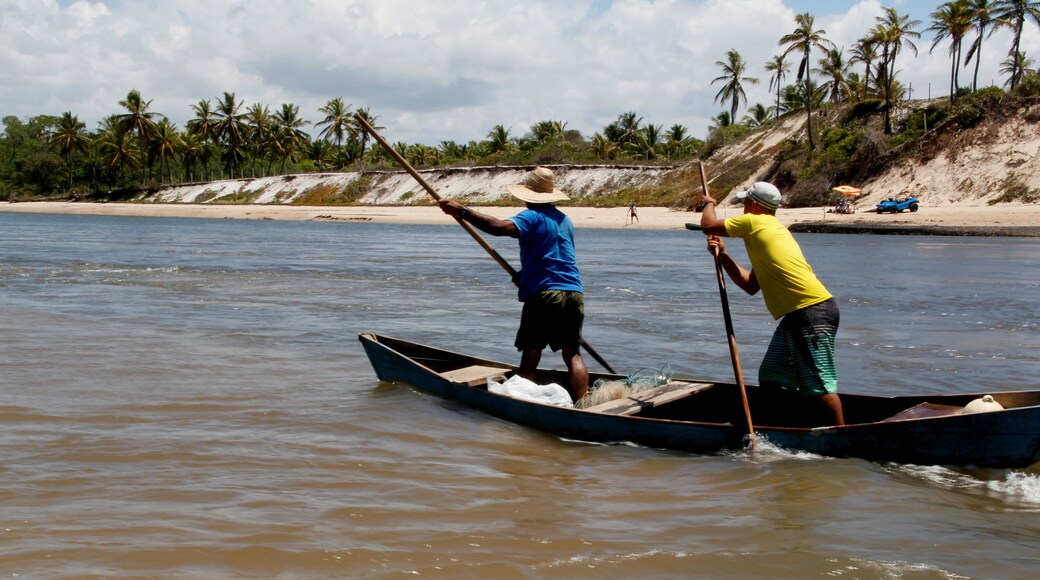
[699,182,844,426]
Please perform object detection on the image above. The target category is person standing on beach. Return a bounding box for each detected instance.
[628,204,639,224]
[698,182,844,426]
[437,167,589,401]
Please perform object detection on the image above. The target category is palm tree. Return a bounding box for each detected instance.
[615,111,644,145]
[486,124,512,155]
[352,107,381,168]
[872,7,922,133]
[48,111,90,192]
[1000,50,1035,86]
[148,118,180,184]
[316,97,353,149]
[530,120,567,145]
[993,0,1040,89]
[305,139,333,171]
[115,89,163,182]
[96,115,141,188]
[180,131,213,182]
[965,0,1001,91]
[627,124,663,160]
[849,36,879,97]
[712,49,759,120]
[664,124,693,158]
[213,92,248,178]
[589,133,620,160]
[814,47,851,103]
[765,55,790,121]
[272,103,309,174]
[742,103,772,128]
[186,99,218,144]
[929,1,975,101]
[779,12,834,149]
[245,103,272,176]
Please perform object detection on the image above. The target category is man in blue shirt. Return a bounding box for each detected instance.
[438,167,588,401]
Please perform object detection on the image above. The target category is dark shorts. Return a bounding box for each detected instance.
[759,298,839,397]
[515,290,584,352]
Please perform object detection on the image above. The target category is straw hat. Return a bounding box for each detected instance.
[506,167,570,204]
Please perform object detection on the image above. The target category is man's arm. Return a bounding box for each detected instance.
[707,236,760,295]
[699,195,727,236]
[438,199,518,237]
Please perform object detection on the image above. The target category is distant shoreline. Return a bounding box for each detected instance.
[2,201,1039,236]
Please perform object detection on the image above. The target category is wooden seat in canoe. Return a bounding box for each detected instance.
[584,380,715,416]
[441,364,512,387]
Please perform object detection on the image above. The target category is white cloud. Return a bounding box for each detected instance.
[0,0,1036,145]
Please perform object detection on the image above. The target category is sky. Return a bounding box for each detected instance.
[1,0,1036,146]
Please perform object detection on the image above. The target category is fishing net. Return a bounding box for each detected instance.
[576,364,673,409]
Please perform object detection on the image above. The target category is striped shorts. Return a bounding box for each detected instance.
[759,298,839,397]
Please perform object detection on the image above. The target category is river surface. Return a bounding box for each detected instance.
[1,211,1039,578]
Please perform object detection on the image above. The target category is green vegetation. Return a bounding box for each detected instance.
[1,1,1037,206]
[988,172,1040,204]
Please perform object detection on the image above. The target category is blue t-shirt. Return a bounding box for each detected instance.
[508,205,583,301]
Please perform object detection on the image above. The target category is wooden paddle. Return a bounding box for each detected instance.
[698,161,756,444]
[354,114,615,374]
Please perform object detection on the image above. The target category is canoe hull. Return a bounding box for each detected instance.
[360,333,1040,468]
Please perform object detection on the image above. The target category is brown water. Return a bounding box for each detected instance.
[2,213,1039,578]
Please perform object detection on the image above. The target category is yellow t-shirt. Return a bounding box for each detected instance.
[724,213,831,319]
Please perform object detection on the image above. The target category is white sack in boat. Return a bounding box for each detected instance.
[487,374,573,407]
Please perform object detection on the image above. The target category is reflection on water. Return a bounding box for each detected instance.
[1,212,1039,577]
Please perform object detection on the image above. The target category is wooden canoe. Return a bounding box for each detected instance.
[359,333,1040,468]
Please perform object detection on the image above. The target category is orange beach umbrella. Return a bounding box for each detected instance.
[831,185,863,196]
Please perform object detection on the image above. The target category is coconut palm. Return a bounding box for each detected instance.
[96,115,141,188]
[664,124,694,158]
[993,0,1040,89]
[780,12,834,149]
[352,107,381,169]
[245,103,272,177]
[530,120,567,145]
[765,55,791,121]
[271,103,309,174]
[627,124,663,160]
[589,133,620,160]
[712,49,759,120]
[186,99,218,144]
[871,7,922,133]
[213,92,248,179]
[305,139,333,171]
[965,0,1001,91]
[929,1,975,101]
[615,111,644,145]
[316,97,353,149]
[814,47,851,103]
[849,36,879,97]
[1000,50,1035,86]
[439,140,468,161]
[742,103,772,128]
[485,124,513,155]
[48,111,90,192]
[114,90,163,182]
[180,131,213,182]
[148,118,180,184]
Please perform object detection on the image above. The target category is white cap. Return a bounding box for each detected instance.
[735,182,782,211]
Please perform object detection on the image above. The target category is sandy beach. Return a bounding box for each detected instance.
[2,201,1039,234]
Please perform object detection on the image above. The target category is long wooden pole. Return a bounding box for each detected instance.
[354,114,615,374]
[699,161,755,443]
